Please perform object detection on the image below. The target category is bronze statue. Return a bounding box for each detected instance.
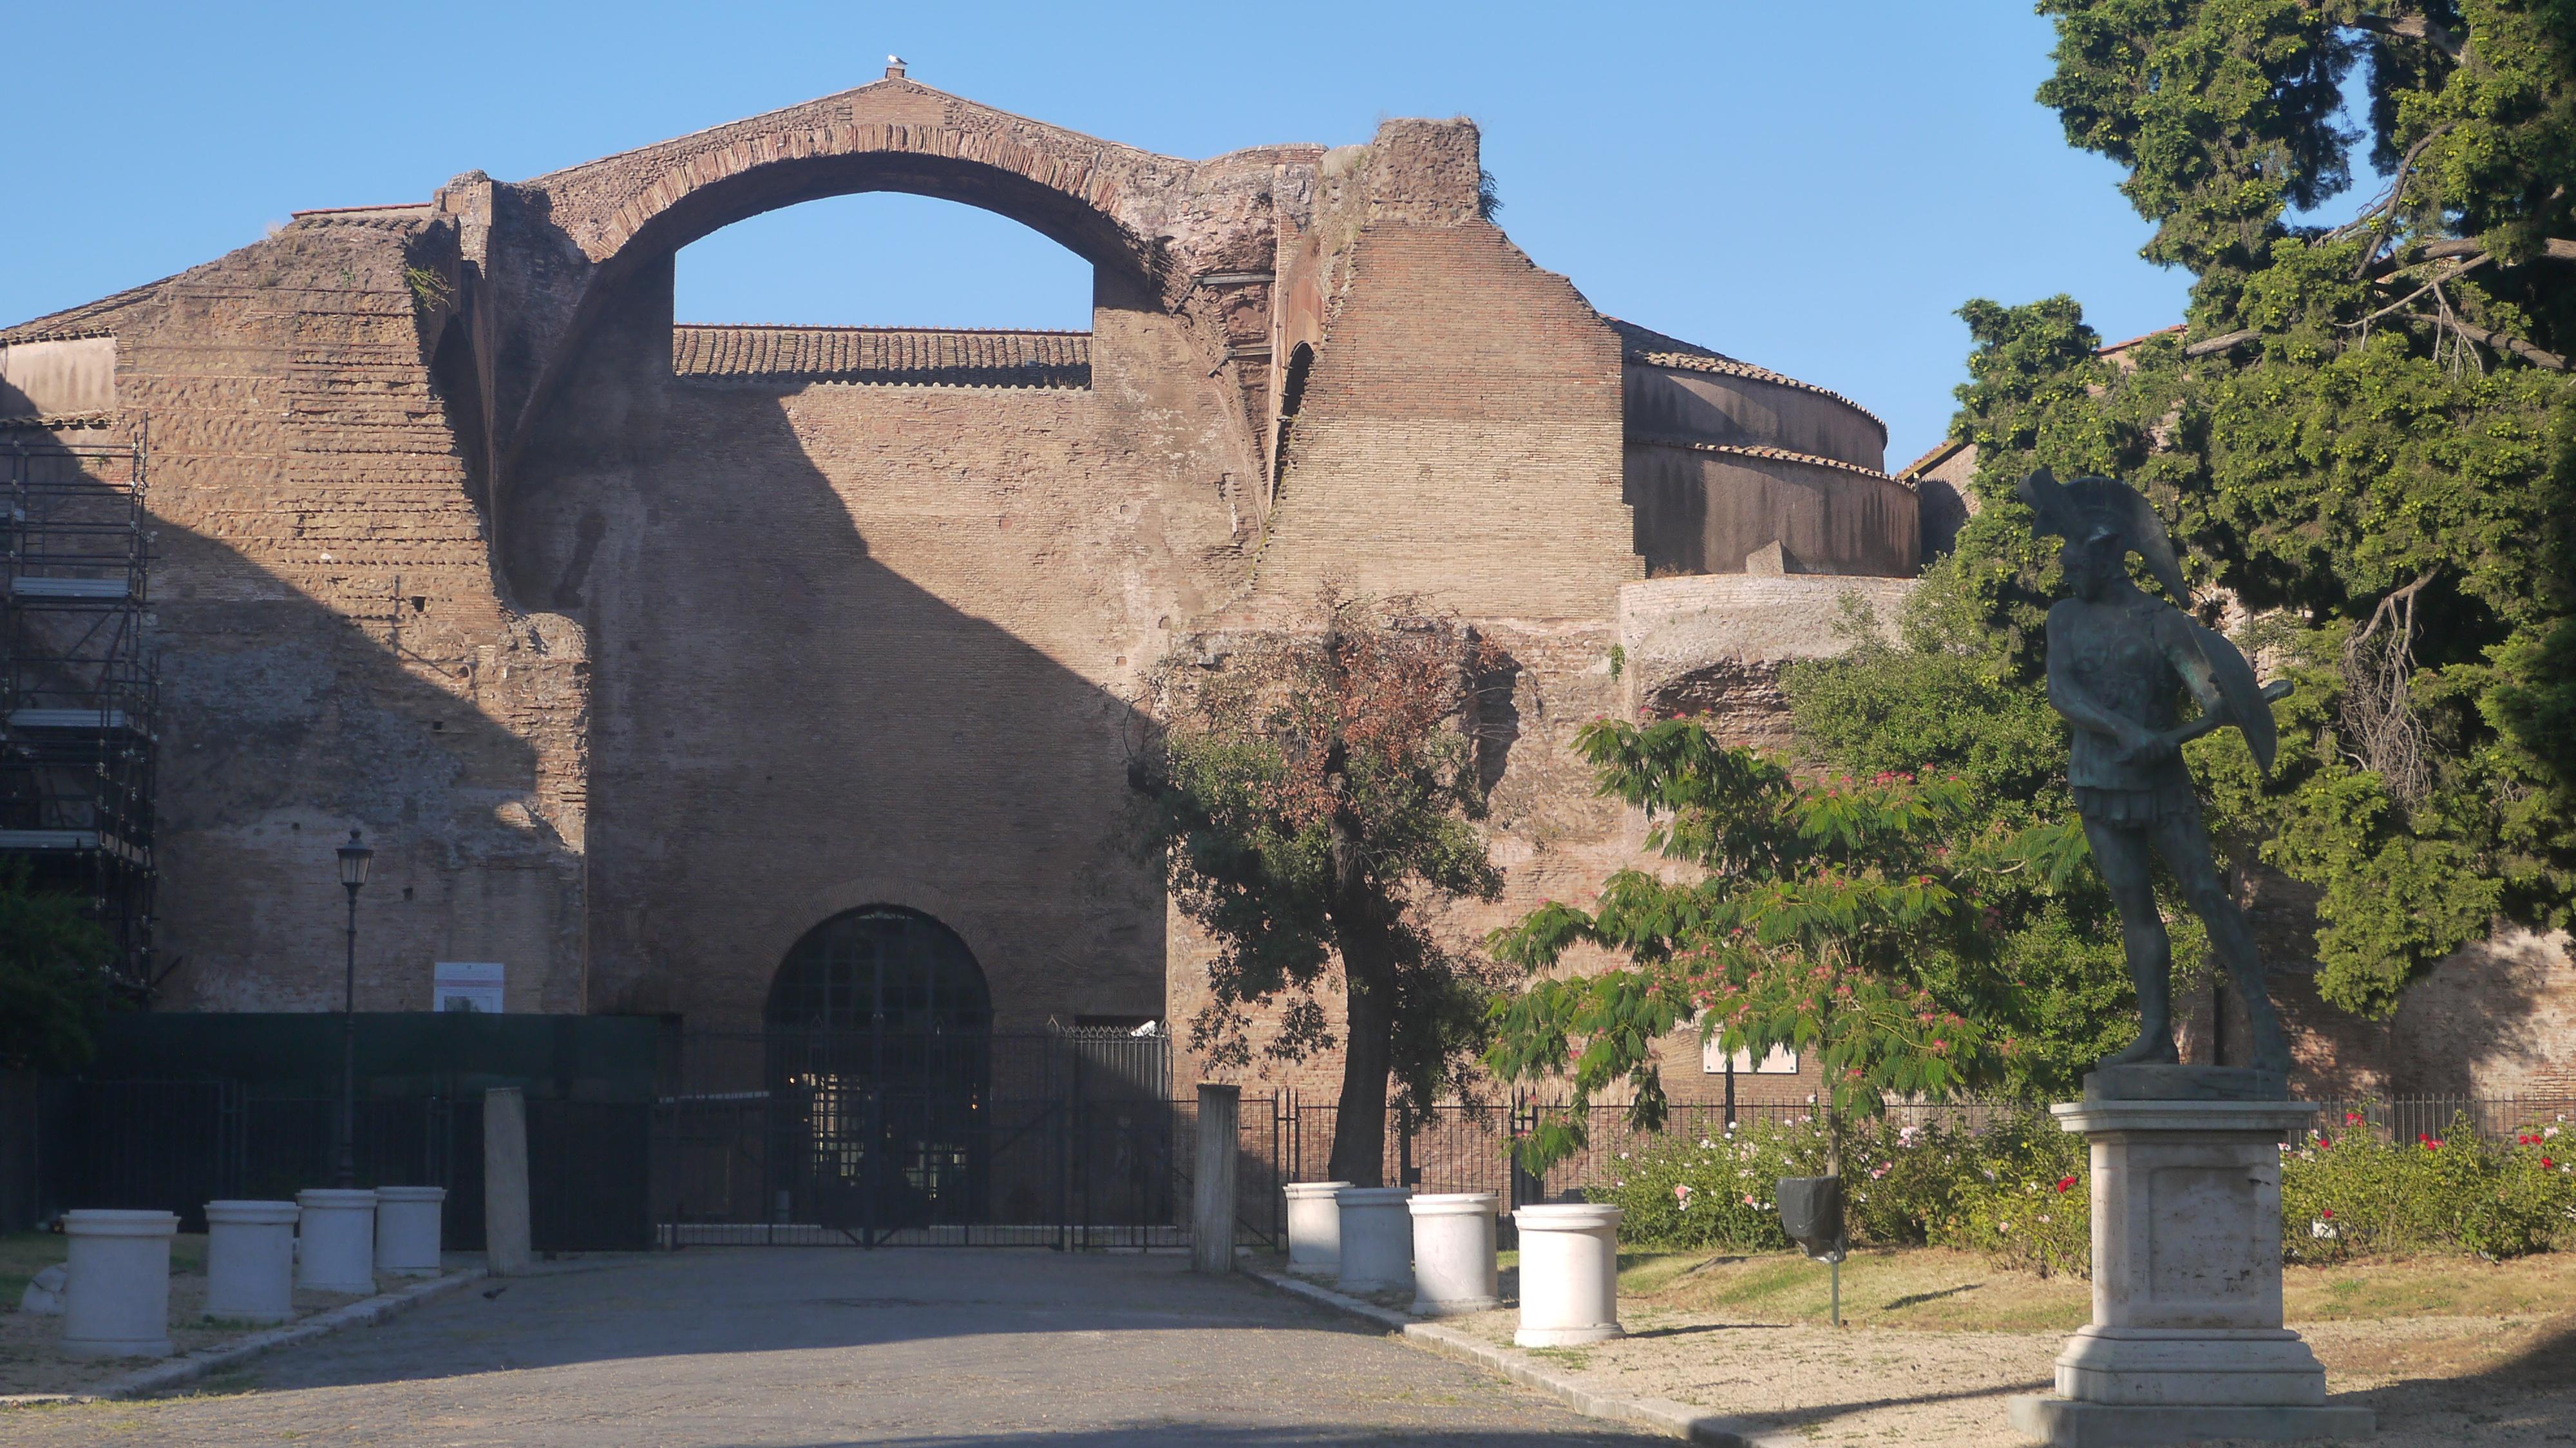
[2020,470,2294,1087]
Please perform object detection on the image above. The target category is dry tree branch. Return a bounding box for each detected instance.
[2345,253,2492,333]
[2340,571,2438,803]
[2446,317,2568,370]
[2184,329,2260,359]
[2412,237,2576,265]
[2351,10,2465,61]
[2346,126,2454,276]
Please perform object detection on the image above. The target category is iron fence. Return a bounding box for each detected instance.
[1265,1091,2576,1243]
[46,1068,2569,1258]
[2307,1096,2576,1144]
[39,1080,650,1250]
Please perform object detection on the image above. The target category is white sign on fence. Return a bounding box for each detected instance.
[432,962,505,1013]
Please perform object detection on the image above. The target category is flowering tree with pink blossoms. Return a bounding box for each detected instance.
[1485,718,2047,1172]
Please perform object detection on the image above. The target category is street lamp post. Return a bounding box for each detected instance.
[334,828,374,1190]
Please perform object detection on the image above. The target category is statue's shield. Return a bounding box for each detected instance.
[2186,623,2278,776]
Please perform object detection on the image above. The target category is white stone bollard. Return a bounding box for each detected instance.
[204,1200,299,1324]
[59,1208,177,1359]
[1283,1181,1349,1275]
[1512,1202,1624,1347]
[1408,1192,1500,1315]
[374,1186,448,1277]
[1333,1186,1414,1295]
[296,1188,379,1295]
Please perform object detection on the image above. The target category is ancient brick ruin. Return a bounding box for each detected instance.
[6,73,2552,1104]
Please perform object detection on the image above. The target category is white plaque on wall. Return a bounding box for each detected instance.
[432,962,505,1013]
[1701,1039,1799,1075]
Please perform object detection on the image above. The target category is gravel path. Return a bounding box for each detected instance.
[1432,1299,2576,1447]
[4,1249,1659,1446]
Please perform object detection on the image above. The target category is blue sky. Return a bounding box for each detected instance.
[2,1,2223,466]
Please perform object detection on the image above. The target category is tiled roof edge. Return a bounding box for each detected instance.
[1629,434,1909,488]
[1606,318,1889,439]
[1897,436,1971,480]
[675,322,1093,339]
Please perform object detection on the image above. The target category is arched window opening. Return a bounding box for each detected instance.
[674,193,1094,390]
[1270,340,1318,490]
[766,903,990,1034]
[764,905,992,1233]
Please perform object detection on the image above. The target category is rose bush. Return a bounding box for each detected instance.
[1603,1109,2576,1272]
[2281,1113,2576,1262]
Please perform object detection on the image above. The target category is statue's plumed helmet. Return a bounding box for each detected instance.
[2016,468,2191,609]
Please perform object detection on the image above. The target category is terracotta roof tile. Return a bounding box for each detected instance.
[1629,434,1909,488]
[1607,319,1888,439]
[671,324,1091,389]
[1897,437,1971,480]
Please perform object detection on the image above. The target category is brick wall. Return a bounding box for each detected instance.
[1249,220,1638,620]
[2,214,587,1013]
[504,256,1256,1031]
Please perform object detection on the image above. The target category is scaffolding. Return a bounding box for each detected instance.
[0,435,156,987]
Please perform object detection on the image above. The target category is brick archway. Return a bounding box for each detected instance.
[446,73,1273,492]
[524,77,1194,291]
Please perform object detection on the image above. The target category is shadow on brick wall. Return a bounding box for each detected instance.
[144,482,576,1011]
[499,269,1166,1033]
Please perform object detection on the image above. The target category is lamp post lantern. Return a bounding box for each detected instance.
[333,829,374,1190]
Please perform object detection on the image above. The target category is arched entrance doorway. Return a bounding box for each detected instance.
[765,906,992,1232]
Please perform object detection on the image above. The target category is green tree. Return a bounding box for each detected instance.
[1924,0,2576,1015]
[1484,719,2018,1171]
[0,865,117,1072]
[1781,603,2146,1095]
[1132,595,1504,1185]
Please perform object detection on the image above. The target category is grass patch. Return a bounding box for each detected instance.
[0,1231,67,1306]
[1625,1245,2085,1333]
[1603,1244,2576,1333]
[3,1231,209,1306]
[2282,1253,2576,1320]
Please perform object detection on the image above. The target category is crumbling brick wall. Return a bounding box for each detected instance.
[1,211,587,1013]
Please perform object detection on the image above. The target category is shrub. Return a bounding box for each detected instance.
[1601,1109,2076,1255]
[2282,1112,2576,1262]
[0,865,118,1072]
[1597,1117,1815,1253]
[1605,1106,2576,1273]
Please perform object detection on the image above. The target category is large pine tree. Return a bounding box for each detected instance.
[1925,1,2576,1016]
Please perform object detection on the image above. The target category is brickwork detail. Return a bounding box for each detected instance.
[1,82,2088,1113]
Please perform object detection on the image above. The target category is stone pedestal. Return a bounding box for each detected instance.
[374,1186,448,1276]
[60,1208,176,1359]
[204,1200,299,1324]
[1408,1192,1499,1315]
[296,1188,379,1295]
[1512,1202,1623,1347]
[1334,1186,1414,1295]
[2009,1095,2373,1445]
[1283,1181,1349,1275]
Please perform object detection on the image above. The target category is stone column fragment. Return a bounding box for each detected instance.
[1191,1084,1242,1274]
[484,1088,532,1277]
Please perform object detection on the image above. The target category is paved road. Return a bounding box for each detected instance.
[12,1250,1657,1446]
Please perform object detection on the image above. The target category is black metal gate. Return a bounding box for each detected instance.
[652,1026,1279,1249]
